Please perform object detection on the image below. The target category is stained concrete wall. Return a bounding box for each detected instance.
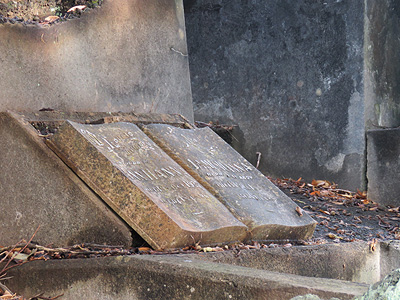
[365,0,400,129]
[0,0,194,121]
[367,128,400,207]
[184,0,366,190]
[364,0,400,206]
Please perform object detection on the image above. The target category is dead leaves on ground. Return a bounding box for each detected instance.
[270,177,400,244]
[38,4,89,25]
[271,177,379,210]
[67,5,87,13]
[43,16,59,23]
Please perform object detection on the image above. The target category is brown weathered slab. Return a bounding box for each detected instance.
[47,121,247,250]
[143,124,317,241]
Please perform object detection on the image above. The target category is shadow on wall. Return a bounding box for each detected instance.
[184,0,366,191]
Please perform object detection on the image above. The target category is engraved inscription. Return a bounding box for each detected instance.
[48,121,249,250]
[142,124,317,241]
[76,123,218,217]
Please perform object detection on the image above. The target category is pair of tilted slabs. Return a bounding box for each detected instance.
[3,111,316,250]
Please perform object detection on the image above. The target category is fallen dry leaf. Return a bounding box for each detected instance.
[327,233,342,240]
[368,239,377,252]
[67,5,87,12]
[138,247,151,252]
[0,291,16,299]
[295,206,303,216]
[44,16,60,23]
[388,207,400,213]
[356,189,367,199]
[319,209,330,215]
[311,179,332,188]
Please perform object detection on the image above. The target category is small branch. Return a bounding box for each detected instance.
[1,226,40,275]
[256,152,262,169]
[0,282,13,294]
[170,47,188,57]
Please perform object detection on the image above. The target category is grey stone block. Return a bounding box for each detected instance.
[5,255,368,300]
[0,111,133,247]
[367,128,400,207]
[364,0,400,129]
[354,268,400,300]
[177,241,381,284]
[0,0,193,122]
[380,241,400,280]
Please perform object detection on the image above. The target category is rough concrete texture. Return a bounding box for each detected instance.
[380,241,400,281]
[5,255,368,300]
[354,268,400,300]
[0,111,133,247]
[366,128,400,207]
[364,0,400,129]
[180,242,382,284]
[184,0,365,190]
[0,0,194,122]
[363,1,400,207]
[176,242,381,284]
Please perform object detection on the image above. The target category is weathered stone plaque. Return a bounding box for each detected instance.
[143,124,317,241]
[47,121,247,250]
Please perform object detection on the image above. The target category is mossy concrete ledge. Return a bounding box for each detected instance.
[6,255,368,300]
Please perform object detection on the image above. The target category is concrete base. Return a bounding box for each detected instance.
[5,254,368,300]
[5,241,400,299]
[177,241,381,284]
[367,128,400,207]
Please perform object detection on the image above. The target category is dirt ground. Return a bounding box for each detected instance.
[272,177,400,245]
[0,0,101,23]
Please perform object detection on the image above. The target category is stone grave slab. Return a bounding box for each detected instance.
[46,121,247,250]
[143,124,317,241]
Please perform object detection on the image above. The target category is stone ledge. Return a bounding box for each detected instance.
[5,255,368,300]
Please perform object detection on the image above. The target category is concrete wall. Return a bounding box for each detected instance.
[365,0,400,129]
[367,128,400,207]
[0,0,194,121]
[184,0,366,190]
[364,0,400,206]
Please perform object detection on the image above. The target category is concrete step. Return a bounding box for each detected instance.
[6,254,369,300]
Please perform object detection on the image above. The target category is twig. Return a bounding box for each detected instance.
[1,226,40,275]
[79,243,124,249]
[19,226,41,257]
[0,282,13,294]
[170,47,188,57]
[256,152,262,169]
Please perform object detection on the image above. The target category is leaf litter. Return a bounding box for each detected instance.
[270,177,400,243]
